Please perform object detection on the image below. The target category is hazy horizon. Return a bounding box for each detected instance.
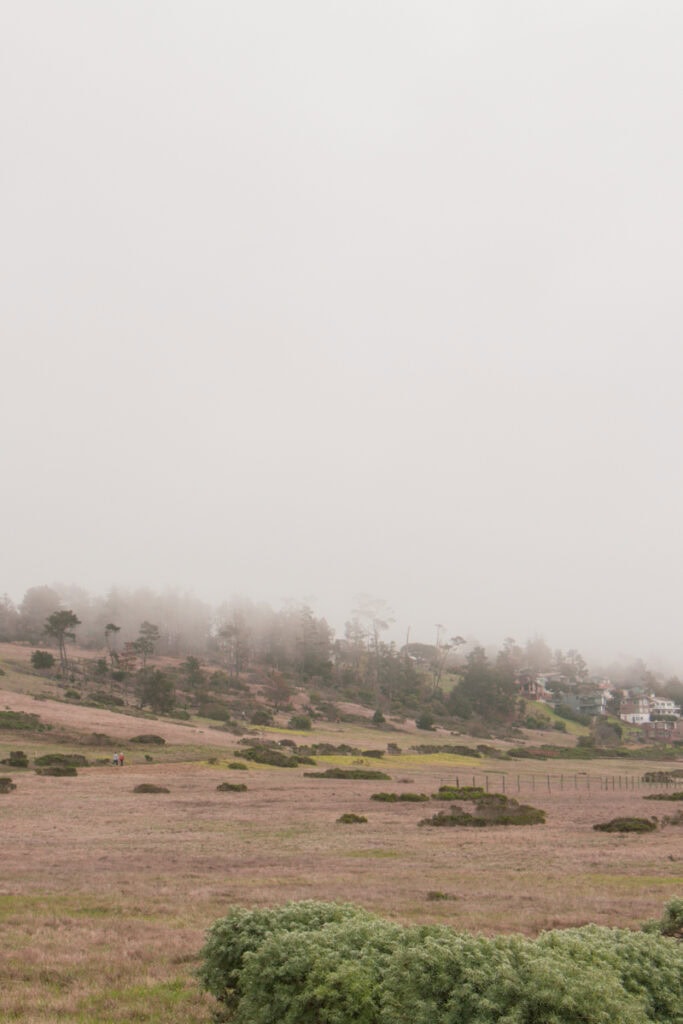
[4,3,683,672]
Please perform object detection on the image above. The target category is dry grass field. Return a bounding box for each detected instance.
[1,654,682,1023]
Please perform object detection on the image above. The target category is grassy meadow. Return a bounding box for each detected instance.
[1,649,682,1022]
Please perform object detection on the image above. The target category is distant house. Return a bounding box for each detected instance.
[642,717,683,742]
[649,695,681,718]
[515,672,553,703]
[620,695,651,725]
[561,689,609,717]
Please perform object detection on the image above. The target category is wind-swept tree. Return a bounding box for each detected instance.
[134,621,160,669]
[43,609,81,677]
[104,622,121,665]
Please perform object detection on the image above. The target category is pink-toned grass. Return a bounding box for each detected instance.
[1,668,682,1022]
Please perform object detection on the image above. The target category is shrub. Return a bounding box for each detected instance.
[372,709,386,725]
[337,813,368,824]
[31,650,55,670]
[432,785,486,801]
[642,897,683,939]
[361,749,384,758]
[129,734,166,745]
[594,817,657,833]
[227,761,248,770]
[416,713,435,731]
[199,900,683,1024]
[304,768,391,780]
[643,771,673,783]
[419,794,545,827]
[64,689,81,700]
[34,753,88,767]
[36,766,77,777]
[133,784,169,793]
[371,792,428,802]
[198,901,369,1011]
[242,746,309,768]
[411,744,482,757]
[90,691,125,706]
[250,709,273,726]
[288,714,312,730]
[1,750,29,768]
[217,782,247,792]
[0,711,45,732]
[0,777,16,793]
[644,791,683,801]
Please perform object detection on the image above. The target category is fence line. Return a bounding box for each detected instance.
[437,772,681,795]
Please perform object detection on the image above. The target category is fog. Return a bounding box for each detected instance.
[3,2,683,668]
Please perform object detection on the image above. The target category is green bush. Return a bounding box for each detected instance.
[227,761,248,770]
[371,792,428,802]
[129,734,166,745]
[432,785,486,800]
[0,777,16,793]
[594,817,657,833]
[198,901,368,1012]
[199,900,683,1024]
[250,709,273,726]
[133,783,169,793]
[0,750,29,768]
[31,650,55,669]
[242,746,311,768]
[217,782,247,792]
[644,792,683,801]
[642,897,683,939]
[419,794,545,827]
[89,691,124,706]
[64,689,81,700]
[0,711,46,732]
[36,766,77,777]
[288,714,312,730]
[304,768,391,780]
[34,753,88,767]
[337,812,368,824]
[643,771,673,783]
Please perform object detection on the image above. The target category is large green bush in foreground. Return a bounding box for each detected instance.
[199,899,683,1024]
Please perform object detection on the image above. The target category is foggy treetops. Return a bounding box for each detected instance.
[0,583,680,699]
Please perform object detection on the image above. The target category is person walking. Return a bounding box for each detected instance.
[113,752,119,766]
[119,752,124,767]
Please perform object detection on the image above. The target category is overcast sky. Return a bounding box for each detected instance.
[3,2,683,667]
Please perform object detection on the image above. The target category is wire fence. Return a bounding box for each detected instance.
[436,772,682,795]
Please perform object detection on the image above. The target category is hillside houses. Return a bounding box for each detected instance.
[516,670,681,727]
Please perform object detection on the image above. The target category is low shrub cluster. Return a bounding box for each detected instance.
[644,792,683,801]
[337,813,367,824]
[371,792,429,802]
[217,782,247,792]
[36,765,77,777]
[420,793,545,827]
[129,734,166,745]
[0,710,47,732]
[133,783,169,793]
[241,745,315,768]
[431,785,486,801]
[594,817,657,833]
[199,899,683,1024]
[0,750,29,768]
[410,744,482,757]
[303,768,391,780]
[34,753,88,767]
[0,777,16,793]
